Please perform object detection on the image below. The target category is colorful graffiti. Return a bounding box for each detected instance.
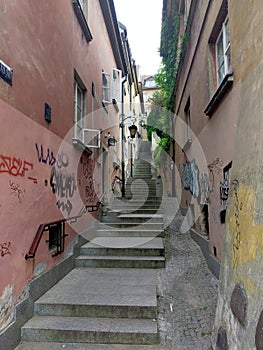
[0,154,38,183]
[9,180,25,203]
[0,242,11,257]
[182,160,199,198]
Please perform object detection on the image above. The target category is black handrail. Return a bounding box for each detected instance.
[25,202,101,260]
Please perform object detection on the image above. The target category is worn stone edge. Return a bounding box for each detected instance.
[0,234,87,350]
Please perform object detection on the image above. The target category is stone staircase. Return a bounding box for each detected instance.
[15,141,164,349]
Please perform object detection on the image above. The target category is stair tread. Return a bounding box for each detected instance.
[76,255,165,261]
[22,316,158,334]
[16,342,158,350]
[117,214,163,218]
[35,268,157,308]
[82,237,164,249]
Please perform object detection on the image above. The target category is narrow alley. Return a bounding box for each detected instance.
[0,1,263,349]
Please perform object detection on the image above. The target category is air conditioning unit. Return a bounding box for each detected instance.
[82,128,101,149]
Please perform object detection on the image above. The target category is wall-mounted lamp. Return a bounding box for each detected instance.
[128,124,138,139]
[139,120,147,129]
[105,132,117,146]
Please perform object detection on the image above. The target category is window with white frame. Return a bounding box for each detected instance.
[102,72,111,103]
[102,69,122,104]
[74,75,86,140]
[216,17,231,86]
[112,68,122,102]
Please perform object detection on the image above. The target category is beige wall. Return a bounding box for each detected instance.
[214,1,263,348]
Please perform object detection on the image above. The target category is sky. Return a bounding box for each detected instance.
[113,0,163,76]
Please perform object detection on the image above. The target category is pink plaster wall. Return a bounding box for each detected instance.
[0,0,121,329]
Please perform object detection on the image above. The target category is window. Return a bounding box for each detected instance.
[183,98,191,151]
[102,69,122,104]
[112,68,121,102]
[216,17,231,86]
[74,74,86,140]
[102,72,111,103]
[72,0,92,42]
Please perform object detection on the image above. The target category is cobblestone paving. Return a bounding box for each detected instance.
[156,217,219,350]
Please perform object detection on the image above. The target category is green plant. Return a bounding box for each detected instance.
[147,7,189,169]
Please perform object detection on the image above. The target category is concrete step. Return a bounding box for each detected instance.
[110,208,162,214]
[80,237,164,257]
[76,255,165,268]
[97,222,164,230]
[102,215,163,224]
[21,316,158,345]
[96,229,164,238]
[34,268,157,319]
[15,342,159,350]
[111,201,162,209]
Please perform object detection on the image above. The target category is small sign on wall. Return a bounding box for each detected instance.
[0,60,13,85]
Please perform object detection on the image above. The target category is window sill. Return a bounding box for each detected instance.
[72,138,93,156]
[73,0,93,43]
[204,72,233,117]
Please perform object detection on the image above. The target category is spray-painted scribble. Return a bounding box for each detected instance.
[82,159,96,202]
[232,179,243,268]
[220,178,229,205]
[200,173,210,204]
[182,160,199,198]
[207,157,223,193]
[56,199,73,216]
[9,180,25,203]
[56,152,68,169]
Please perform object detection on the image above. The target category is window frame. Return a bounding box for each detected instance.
[215,17,231,86]
[102,72,111,104]
[74,75,86,141]
[111,68,122,103]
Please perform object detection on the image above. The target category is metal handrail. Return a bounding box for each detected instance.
[25,202,101,260]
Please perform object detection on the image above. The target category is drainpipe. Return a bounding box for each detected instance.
[121,76,127,198]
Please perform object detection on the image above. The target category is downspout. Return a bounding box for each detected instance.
[121,76,127,197]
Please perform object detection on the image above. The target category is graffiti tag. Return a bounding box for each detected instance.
[56,199,73,216]
[35,143,56,166]
[0,242,11,257]
[0,154,37,183]
[9,180,25,203]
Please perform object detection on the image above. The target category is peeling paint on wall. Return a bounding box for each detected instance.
[33,262,48,278]
[0,285,14,332]
[229,183,263,282]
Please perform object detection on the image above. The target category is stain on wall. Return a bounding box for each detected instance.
[0,285,14,332]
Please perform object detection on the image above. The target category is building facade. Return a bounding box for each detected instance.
[214,1,263,348]
[161,0,238,271]
[0,0,132,343]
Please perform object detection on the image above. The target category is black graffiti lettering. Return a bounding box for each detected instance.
[56,200,73,216]
[35,143,56,166]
